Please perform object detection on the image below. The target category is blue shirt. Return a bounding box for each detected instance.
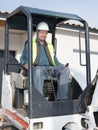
[20,41,63,66]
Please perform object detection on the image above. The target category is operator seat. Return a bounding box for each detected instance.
[10,68,59,108]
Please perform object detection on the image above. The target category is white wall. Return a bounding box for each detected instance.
[55,29,86,88]
[0,26,98,87]
[90,34,98,79]
[0,28,5,49]
[56,28,98,83]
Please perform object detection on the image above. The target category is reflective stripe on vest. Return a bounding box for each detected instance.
[32,40,56,66]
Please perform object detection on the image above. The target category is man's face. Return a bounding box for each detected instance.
[38,30,48,42]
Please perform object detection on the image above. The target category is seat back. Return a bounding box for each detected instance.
[10,70,28,108]
[10,70,28,90]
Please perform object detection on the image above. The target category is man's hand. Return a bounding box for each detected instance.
[65,63,69,67]
[23,63,28,69]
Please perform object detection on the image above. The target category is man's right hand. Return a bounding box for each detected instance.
[23,63,28,69]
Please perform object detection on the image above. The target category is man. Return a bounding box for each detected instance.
[20,22,70,100]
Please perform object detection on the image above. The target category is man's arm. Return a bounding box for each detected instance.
[20,41,28,69]
[54,54,64,66]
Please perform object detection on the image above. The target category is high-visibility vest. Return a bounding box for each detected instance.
[32,39,56,66]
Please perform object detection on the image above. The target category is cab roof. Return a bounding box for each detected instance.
[6,6,86,32]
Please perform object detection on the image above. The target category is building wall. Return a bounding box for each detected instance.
[0,27,5,50]
[56,28,98,81]
[0,26,98,86]
[89,34,98,78]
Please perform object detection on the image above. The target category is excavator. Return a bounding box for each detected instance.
[0,5,98,130]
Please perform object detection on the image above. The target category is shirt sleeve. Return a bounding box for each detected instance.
[20,41,28,65]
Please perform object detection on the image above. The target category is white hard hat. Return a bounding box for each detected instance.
[37,22,49,31]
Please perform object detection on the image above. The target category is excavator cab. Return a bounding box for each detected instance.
[1,6,98,130]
